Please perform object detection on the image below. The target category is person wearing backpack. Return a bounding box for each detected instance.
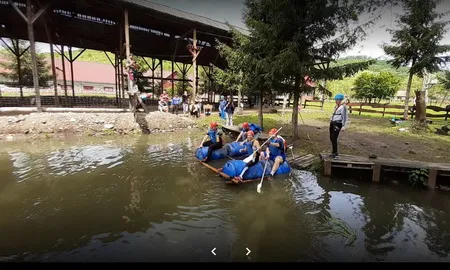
[329,93,349,159]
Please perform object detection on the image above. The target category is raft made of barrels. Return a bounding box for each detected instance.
[221,159,291,180]
[195,142,248,160]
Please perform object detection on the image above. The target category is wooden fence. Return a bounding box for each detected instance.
[303,99,325,110]
[347,102,450,120]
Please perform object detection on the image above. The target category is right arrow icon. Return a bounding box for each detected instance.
[246,248,251,256]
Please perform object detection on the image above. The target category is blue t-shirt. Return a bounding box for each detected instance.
[207,129,218,143]
[268,137,285,159]
[172,97,182,105]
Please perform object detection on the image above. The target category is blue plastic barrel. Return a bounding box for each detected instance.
[275,161,291,175]
[225,142,248,157]
[222,159,291,180]
[195,147,227,160]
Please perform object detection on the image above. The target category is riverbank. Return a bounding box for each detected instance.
[1,108,449,164]
[197,109,450,163]
[0,111,197,141]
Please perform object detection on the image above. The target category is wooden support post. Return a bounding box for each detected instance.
[171,60,174,95]
[68,47,75,97]
[124,8,136,111]
[26,0,41,112]
[372,164,381,183]
[124,9,131,92]
[15,41,23,98]
[160,59,163,95]
[324,160,332,176]
[114,54,119,106]
[427,168,438,190]
[49,43,58,106]
[43,18,59,106]
[193,29,197,103]
[9,0,51,112]
[61,45,67,96]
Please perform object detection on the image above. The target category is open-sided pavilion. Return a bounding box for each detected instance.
[0,0,245,111]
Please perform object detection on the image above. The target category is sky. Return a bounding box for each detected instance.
[33,0,450,59]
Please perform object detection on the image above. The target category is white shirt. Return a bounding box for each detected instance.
[330,105,349,128]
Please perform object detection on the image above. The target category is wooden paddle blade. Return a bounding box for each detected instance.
[257,183,262,193]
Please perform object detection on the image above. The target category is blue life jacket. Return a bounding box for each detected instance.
[268,137,285,159]
[207,129,218,143]
[219,100,227,111]
[249,123,262,133]
[243,139,255,155]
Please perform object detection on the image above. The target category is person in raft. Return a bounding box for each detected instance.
[329,93,349,159]
[233,130,262,181]
[197,121,223,163]
[261,128,286,179]
[235,122,262,142]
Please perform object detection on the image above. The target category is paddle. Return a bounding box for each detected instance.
[257,159,269,193]
[243,127,283,163]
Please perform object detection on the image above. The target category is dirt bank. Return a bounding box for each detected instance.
[290,118,450,163]
[0,111,197,141]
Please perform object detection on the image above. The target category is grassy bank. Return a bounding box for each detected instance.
[194,101,450,162]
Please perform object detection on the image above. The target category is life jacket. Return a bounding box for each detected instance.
[249,123,262,133]
[207,129,218,143]
[277,135,288,152]
[243,139,255,155]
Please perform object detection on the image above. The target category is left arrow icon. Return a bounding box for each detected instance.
[211,248,216,255]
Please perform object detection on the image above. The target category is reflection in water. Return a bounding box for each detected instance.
[0,138,450,262]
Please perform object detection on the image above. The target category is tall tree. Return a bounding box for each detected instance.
[215,26,269,127]
[436,70,450,106]
[0,39,51,89]
[242,0,383,139]
[382,0,450,120]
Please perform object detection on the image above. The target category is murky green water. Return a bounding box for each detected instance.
[1,134,450,262]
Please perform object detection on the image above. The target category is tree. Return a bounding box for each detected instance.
[436,70,450,106]
[0,39,51,92]
[382,0,450,121]
[214,26,270,127]
[353,71,401,102]
[242,0,383,139]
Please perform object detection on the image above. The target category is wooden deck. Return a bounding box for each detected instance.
[319,153,450,189]
[288,154,320,169]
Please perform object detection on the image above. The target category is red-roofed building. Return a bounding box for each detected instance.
[0,57,192,96]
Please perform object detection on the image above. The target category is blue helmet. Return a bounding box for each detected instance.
[334,94,345,100]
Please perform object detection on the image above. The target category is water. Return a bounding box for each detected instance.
[1,134,450,262]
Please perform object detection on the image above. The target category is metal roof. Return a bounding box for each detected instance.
[123,0,236,32]
[0,0,241,68]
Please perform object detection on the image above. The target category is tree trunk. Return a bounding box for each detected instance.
[415,90,427,128]
[404,71,414,120]
[440,90,448,107]
[258,88,264,129]
[292,76,301,140]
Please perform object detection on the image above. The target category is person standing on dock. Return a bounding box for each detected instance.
[233,131,262,182]
[197,122,223,163]
[329,93,349,159]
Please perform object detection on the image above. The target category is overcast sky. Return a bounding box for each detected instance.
[34,0,450,59]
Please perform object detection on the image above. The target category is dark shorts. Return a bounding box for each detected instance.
[269,154,286,163]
